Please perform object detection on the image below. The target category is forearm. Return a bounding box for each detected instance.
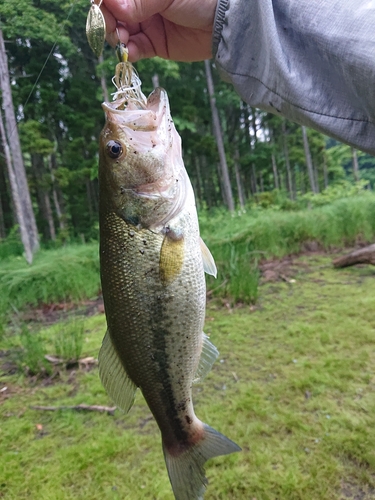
[213,0,375,155]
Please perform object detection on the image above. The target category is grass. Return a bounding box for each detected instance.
[54,320,85,364]
[203,193,375,303]
[0,243,100,320]
[1,253,375,499]
[18,326,52,376]
[200,193,375,251]
[1,194,375,317]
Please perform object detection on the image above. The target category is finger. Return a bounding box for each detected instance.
[102,0,172,24]
[127,17,168,62]
[106,23,130,48]
[121,15,169,62]
[100,4,116,34]
[101,4,128,48]
[127,37,156,62]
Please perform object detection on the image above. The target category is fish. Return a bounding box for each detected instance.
[98,86,240,500]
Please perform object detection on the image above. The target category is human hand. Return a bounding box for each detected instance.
[101,0,217,62]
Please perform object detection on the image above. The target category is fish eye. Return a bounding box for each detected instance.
[106,140,123,159]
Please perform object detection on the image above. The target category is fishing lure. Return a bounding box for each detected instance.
[86,0,106,58]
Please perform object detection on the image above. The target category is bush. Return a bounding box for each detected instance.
[0,227,24,260]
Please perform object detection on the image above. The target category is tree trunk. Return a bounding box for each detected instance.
[0,111,33,263]
[31,153,56,241]
[240,102,252,197]
[249,107,258,194]
[282,120,293,199]
[201,155,216,209]
[333,244,375,268]
[48,153,66,232]
[299,165,306,194]
[0,158,14,230]
[234,147,245,209]
[0,182,6,239]
[215,162,227,207]
[313,161,320,194]
[0,29,39,257]
[352,148,360,182]
[259,170,264,193]
[271,153,279,190]
[250,163,258,194]
[204,60,234,211]
[322,153,329,189]
[301,125,317,194]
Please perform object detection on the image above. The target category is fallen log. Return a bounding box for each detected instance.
[333,244,375,268]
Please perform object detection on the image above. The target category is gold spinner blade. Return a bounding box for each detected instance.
[86,0,106,58]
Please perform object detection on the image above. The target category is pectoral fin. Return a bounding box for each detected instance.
[193,333,219,383]
[200,238,217,278]
[98,330,137,413]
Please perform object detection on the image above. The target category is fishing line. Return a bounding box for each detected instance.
[9,0,79,138]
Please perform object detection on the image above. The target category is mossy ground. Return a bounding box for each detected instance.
[1,253,375,499]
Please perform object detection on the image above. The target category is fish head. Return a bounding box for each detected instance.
[99,88,189,229]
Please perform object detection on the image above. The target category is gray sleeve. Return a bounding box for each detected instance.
[213,0,375,155]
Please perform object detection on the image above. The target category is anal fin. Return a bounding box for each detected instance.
[98,330,137,413]
[193,333,219,383]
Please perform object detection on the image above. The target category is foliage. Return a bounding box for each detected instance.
[0,0,74,49]
[208,242,260,305]
[0,243,99,318]
[201,193,375,253]
[0,226,24,259]
[299,180,370,208]
[0,195,375,318]
[1,256,375,498]
[1,0,371,246]
[18,325,52,376]
[54,320,84,364]
[202,193,375,302]
[19,120,54,155]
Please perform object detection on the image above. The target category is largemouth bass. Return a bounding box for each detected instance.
[98,87,240,500]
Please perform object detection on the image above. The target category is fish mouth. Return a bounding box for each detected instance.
[102,87,190,227]
[101,97,145,114]
[102,88,166,132]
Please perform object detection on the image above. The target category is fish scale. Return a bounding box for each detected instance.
[100,208,205,437]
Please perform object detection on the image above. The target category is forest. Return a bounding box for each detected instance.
[1,0,374,264]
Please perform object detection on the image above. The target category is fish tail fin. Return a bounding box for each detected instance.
[163,424,240,500]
